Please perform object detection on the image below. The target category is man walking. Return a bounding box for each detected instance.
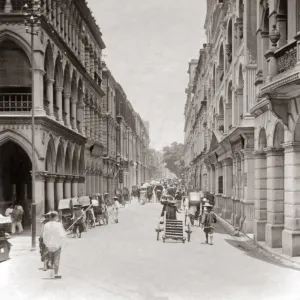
[11,205,23,234]
[43,211,66,279]
[201,203,217,245]
[113,196,120,223]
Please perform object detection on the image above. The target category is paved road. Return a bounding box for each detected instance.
[1,202,300,300]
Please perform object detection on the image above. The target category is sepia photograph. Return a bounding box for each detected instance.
[0,0,299,299]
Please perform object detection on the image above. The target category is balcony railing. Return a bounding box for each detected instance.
[275,41,297,74]
[0,93,32,112]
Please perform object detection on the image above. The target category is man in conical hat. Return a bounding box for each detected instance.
[201,203,216,245]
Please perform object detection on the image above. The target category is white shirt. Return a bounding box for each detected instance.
[43,221,66,252]
[114,201,120,210]
[5,208,13,217]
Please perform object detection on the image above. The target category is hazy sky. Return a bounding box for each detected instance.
[88,0,207,150]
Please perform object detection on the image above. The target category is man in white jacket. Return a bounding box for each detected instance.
[43,211,66,279]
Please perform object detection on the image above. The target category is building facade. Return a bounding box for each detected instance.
[185,0,300,257]
[0,0,150,225]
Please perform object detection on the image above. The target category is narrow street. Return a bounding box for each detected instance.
[1,202,299,300]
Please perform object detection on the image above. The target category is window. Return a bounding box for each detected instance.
[218,176,223,194]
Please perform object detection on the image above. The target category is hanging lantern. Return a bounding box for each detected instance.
[269,25,281,48]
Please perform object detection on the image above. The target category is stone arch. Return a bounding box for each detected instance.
[226,19,233,64]
[218,96,225,133]
[227,81,233,130]
[0,30,31,62]
[63,62,71,94]
[276,0,288,46]
[65,143,72,175]
[72,146,79,175]
[45,134,55,173]
[56,141,64,174]
[44,41,54,80]
[0,36,32,102]
[218,43,225,81]
[273,122,285,148]
[258,128,267,150]
[54,53,63,88]
[0,129,41,165]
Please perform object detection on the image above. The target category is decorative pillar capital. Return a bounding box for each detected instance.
[35,171,47,182]
[282,142,300,153]
[56,87,64,92]
[253,150,266,158]
[46,174,57,183]
[55,175,65,183]
[78,176,85,183]
[264,147,284,156]
[64,175,73,183]
[46,79,55,85]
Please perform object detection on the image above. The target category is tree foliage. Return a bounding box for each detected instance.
[162,142,185,178]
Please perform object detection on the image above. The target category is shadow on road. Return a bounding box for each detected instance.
[224,238,300,272]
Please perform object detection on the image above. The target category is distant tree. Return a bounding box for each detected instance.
[162,142,185,178]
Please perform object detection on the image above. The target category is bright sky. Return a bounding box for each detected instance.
[88,0,207,150]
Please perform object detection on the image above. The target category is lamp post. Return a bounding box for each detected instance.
[23,0,42,251]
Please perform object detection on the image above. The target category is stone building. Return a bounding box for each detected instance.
[184,0,300,257]
[0,0,150,226]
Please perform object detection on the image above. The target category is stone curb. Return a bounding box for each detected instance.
[215,214,300,269]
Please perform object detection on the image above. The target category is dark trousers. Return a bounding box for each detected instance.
[189,214,195,225]
[49,248,61,275]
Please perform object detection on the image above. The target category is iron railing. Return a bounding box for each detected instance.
[0,93,32,111]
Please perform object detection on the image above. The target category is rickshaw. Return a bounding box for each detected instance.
[131,185,140,201]
[122,187,130,203]
[139,186,147,205]
[187,192,201,226]
[78,196,95,229]
[146,185,154,202]
[58,198,74,232]
[115,188,125,206]
[155,184,163,202]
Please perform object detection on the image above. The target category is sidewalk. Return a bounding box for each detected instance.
[215,214,300,270]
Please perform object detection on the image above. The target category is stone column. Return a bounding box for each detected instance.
[78,102,85,134]
[241,150,255,233]
[64,176,72,198]
[46,79,54,117]
[71,176,78,198]
[85,104,90,138]
[214,162,222,214]
[55,176,64,204]
[64,93,71,127]
[231,157,237,225]
[261,31,269,77]
[85,46,90,71]
[64,12,69,41]
[46,175,56,211]
[78,176,85,197]
[71,100,77,131]
[234,155,242,226]
[35,172,46,224]
[277,16,287,48]
[282,142,300,256]
[253,150,267,241]
[90,108,95,140]
[265,147,285,248]
[222,158,233,220]
[33,67,45,115]
[56,87,63,122]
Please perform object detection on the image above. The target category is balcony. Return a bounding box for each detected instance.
[0,93,31,112]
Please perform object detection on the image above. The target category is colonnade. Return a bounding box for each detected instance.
[44,174,85,211]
